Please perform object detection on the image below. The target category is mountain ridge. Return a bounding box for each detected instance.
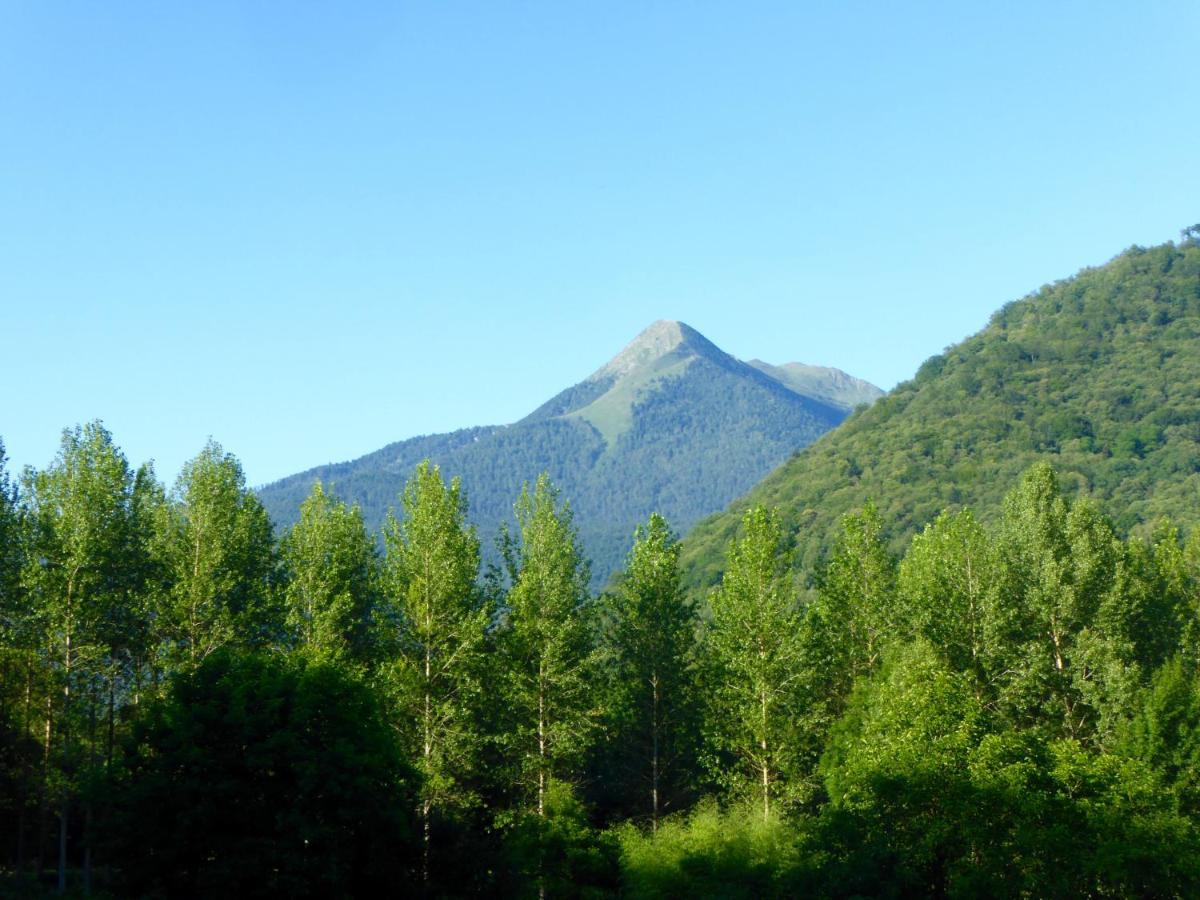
[258,320,880,585]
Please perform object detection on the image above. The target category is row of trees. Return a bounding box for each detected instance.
[2,422,1200,895]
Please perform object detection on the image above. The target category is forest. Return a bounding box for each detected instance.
[2,423,1200,897]
[684,239,1200,588]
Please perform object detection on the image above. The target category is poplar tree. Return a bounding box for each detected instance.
[159,440,277,670]
[816,501,898,695]
[704,506,809,820]
[498,474,596,819]
[20,422,143,892]
[898,509,994,687]
[604,513,696,829]
[379,462,486,884]
[988,463,1122,739]
[281,481,376,662]
[0,439,39,875]
[0,439,21,651]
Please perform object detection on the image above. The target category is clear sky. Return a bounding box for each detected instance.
[2,1,1197,487]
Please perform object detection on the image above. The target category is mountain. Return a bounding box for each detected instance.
[682,238,1200,589]
[258,320,880,586]
[745,360,883,412]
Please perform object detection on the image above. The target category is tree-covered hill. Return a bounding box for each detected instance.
[682,237,1200,589]
[258,321,878,586]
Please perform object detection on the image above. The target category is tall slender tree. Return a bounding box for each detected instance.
[281,481,376,662]
[0,439,22,652]
[158,440,277,670]
[498,474,597,819]
[898,509,994,688]
[0,439,40,876]
[20,422,143,892]
[704,506,810,820]
[816,501,899,698]
[602,513,696,829]
[379,462,486,885]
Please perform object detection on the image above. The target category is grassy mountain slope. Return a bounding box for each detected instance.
[682,239,1200,589]
[259,321,870,586]
[746,360,884,411]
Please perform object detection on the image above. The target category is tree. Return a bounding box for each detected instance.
[988,464,1123,739]
[0,439,40,877]
[103,650,417,898]
[898,509,994,688]
[19,422,145,892]
[1119,656,1200,818]
[281,481,376,662]
[378,461,486,884]
[704,506,812,819]
[158,440,277,670]
[816,501,899,695]
[0,438,22,651]
[602,513,697,829]
[497,474,597,819]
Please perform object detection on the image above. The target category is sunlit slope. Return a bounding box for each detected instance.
[682,240,1200,589]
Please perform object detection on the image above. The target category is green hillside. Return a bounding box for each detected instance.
[259,321,874,586]
[683,238,1200,589]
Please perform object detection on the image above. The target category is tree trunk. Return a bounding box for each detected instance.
[537,661,546,817]
[537,661,546,900]
[760,688,770,822]
[17,657,35,873]
[58,627,72,895]
[37,695,52,878]
[423,640,432,892]
[651,674,660,832]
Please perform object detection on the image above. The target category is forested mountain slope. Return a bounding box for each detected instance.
[682,238,1200,589]
[259,321,877,585]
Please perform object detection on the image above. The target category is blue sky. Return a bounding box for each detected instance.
[2,1,1197,487]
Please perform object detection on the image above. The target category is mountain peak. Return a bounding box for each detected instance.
[592,320,720,380]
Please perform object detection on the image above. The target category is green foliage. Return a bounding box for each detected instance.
[815,502,899,691]
[0,439,22,647]
[616,801,799,899]
[986,464,1126,739]
[898,508,993,680]
[595,513,698,825]
[157,440,278,669]
[102,649,416,898]
[375,461,487,879]
[684,239,1200,589]
[496,475,598,813]
[821,641,985,806]
[281,481,377,661]
[497,780,620,899]
[9,394,1200,896]
[1119,657,1200,817]
[703,507,817,816]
